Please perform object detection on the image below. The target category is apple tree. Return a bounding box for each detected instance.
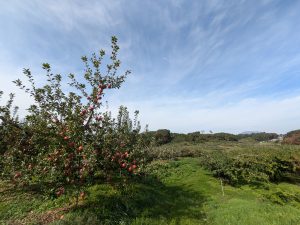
[0,36,150,202]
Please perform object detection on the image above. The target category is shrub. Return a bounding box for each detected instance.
[283,130,300,145]
[154,129,172,145]
[265,190,300,205]
[237,132,279,142]
[171,132,238,143]
[200,151,296,186]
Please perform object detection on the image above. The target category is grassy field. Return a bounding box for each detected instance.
[1,141,300,224]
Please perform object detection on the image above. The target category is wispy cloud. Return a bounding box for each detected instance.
[1,0,300,133]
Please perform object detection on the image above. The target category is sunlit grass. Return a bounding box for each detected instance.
[1,142,300,224]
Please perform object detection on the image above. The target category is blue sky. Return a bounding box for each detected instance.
[1,0,300,134]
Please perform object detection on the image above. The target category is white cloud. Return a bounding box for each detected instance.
[107,95,300,134]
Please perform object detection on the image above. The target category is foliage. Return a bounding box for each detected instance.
[148,142,202,160]
[0,36,150,200]
[148,141,300,186]
[264,190,300,205]
[200,152,295,185]
[0,92,23,177]
[2,158,300,225]
[171,132,238,143]
[237,132,279,142]
[154,129,172,145]
[169,132,280,143]
[283,129,300,145]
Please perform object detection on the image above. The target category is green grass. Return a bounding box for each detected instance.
[145,158,300,225]
[1,142,300,224]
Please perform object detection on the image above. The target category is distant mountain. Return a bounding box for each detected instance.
[239,131,262,135]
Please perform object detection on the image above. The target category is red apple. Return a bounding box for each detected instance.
[68,142,75,147]
[96,116,103,121]
[78,145,83,152]
[14,172,21,179]
[80,109,87,116]
[124,152,129,158]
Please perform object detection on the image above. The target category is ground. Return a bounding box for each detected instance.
[1,142,300,224]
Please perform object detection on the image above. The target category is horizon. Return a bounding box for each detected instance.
[1,0,300,134]
[147,130,285,135]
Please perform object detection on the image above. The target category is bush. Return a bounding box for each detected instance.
[200,151,296,186]
[283,130,300,145]
[265,190,300,205]
[154,129,172,145]
[237,132,279,142]
[171,132,238,143]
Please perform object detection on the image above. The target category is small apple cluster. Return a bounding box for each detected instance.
[111,151,139,174]
[79,82,113,125]
[87,83,112,106]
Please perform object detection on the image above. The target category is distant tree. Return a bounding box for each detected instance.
[155,129,172,145]
[237,132,278,142]
[283,130,300,145]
